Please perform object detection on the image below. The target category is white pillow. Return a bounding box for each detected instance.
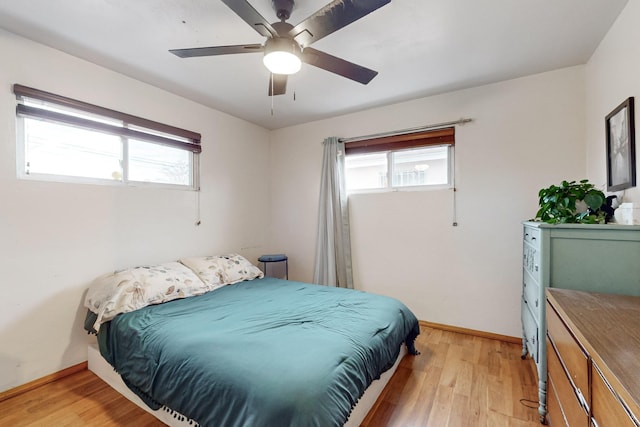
[178,256,226,288]
[180,253,263,285]
[84,261,209,332]
[217,253,264,284]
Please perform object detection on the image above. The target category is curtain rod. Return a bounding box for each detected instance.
[338,118,472,143]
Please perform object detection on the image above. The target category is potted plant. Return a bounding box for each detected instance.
[535,179,608,224]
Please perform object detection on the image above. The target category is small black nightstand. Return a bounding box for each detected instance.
[258,254,288,280]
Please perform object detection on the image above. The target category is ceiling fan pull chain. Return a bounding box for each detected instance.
[271,74,275,115]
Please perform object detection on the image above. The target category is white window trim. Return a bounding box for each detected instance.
[346,145,454,194]
[14,84,201,190]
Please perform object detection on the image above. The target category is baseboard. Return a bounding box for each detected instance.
[419,320,521,345]
[0,361,88,403]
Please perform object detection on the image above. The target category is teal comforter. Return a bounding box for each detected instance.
[98,278,419,427]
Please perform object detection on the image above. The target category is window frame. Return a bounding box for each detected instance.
[13,84,201,190]
[344,127,455,193]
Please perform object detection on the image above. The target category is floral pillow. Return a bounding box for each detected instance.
[180,253,263,286]
[84,261,209,332]
[217,253,264,284]
[179,256,226,288]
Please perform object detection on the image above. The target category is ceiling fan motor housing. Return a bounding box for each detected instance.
[264,36,301,56]
[263,36,302,74]
[272,0,294,20]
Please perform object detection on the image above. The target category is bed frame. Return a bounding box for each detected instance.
[88,342,405,426]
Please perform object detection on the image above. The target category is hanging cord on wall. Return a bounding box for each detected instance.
[194,187,201,226]
[452,188,458,227]
[452,145,458,227]
[449,120,470,226]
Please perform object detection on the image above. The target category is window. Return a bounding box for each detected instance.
[344,127,454,192]
[14,84,201,189]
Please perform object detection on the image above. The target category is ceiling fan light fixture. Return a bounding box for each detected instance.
[263,38,302,75]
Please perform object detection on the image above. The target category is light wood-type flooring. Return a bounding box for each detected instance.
[0,325,541,426]
[362,326,541,426]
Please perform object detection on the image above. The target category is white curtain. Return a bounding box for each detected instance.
[313,137,354,288]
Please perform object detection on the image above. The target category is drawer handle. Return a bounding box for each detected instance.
[531,236,537,241]
[535,299,538,308]
[576,388,588,411]
[591,417,600,427]
[535,265,539,272]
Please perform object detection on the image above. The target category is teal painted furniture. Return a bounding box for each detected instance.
[521,221,640,423]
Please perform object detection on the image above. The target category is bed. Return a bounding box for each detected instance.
[84,255,420,427]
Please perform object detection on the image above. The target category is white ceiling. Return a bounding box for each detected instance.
[0,0,629,130]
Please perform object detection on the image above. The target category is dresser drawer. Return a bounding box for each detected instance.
[523,244,540,281]
[522,298,538,362]
[591,362,638,427]
[523,226,540,246]
[523,272,540,319]
[547,302,589,406]
[547,371,567,426]
[547,337,589,426]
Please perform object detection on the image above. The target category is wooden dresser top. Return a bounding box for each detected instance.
[546,288,640,418]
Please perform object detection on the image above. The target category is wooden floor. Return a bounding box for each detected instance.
[362,327,541,426]
[0,326,541,427]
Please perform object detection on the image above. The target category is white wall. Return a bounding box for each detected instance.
[585,0,640,202]
[270,66,586,337]
[0,29,270,393]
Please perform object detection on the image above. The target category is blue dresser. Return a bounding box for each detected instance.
[521,221,640,422]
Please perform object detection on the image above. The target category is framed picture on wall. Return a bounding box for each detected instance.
[606,97,636,191]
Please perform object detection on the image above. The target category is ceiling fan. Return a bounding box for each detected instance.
[170,0,390,96]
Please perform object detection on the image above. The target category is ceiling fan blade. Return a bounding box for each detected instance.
[268,74,288,96]
[301,47,378,85]
[289,0,390,47]
[221,0,277,38]
[169,44,263,58]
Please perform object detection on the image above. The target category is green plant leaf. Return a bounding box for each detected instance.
[584,192,605,210]
[533,179,607,224]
